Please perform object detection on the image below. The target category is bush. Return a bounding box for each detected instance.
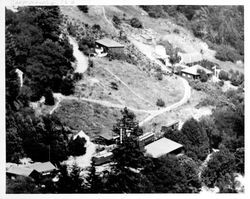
[197,69,208,82]
[68,136,87,156]
[113,15,121,27]
[173,28,180,34]
[110,82,118,90]
[73,73,83,81]
[130,17,143,28]
[78,37,95,55]
[77,6,88,13]
[44,88,55,105]
[156,98,165,107]
[155,71,163,80]
[219,70,229,81]
[218,80,224,87]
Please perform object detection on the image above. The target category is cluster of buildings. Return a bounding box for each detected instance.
[6,161,58,181]
[93,121,183,165]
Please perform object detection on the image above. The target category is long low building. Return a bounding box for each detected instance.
[181,64,213,79]
[95,38,124,54]
[6,162,58,180]
[145,137,183,158]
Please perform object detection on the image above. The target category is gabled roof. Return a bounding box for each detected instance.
[6,162,57,177]
[181,64,213,76]
[28,162,57,173]
[96,38,124,48]
[7,166,33,177]
[145,137,183,158]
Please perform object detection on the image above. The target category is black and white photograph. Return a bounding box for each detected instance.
[3,0,246,196]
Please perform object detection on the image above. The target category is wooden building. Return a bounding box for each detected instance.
[95,38,124,54]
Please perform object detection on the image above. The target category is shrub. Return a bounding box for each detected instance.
[157,40,174,55]
[73,72,83,81]
[44,88,55,105]
[218,80,224,87]
[197,69,208,82]
[130,17,143,28]
[68,136,87,156]
[110,82,118,90]
[155,71,163,81]
[88,59,94,68]
[78,37,95,55]
[173,28,180,34]
[219,70,229,81]
[156,98,165,107]
[77,6,88,13]
[113,15,121,27]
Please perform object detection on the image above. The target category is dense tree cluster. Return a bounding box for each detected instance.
[6,7,75,105]
[6,7,82,165]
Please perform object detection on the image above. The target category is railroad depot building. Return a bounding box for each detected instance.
[181,64,213,79]
[95,38,124,54]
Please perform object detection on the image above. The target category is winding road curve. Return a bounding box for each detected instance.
[50,35,191,127]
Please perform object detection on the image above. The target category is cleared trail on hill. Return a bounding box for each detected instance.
[50,35,191,125]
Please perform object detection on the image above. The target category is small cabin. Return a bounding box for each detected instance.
[181,64,213,79]
[95,38,124,54]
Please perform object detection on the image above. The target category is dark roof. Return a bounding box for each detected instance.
[96,38,124,48]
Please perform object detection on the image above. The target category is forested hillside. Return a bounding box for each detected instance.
[6,7,80,164]
[140,5,244,62]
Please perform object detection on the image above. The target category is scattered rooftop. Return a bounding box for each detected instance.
[181,64,213,76]
[96,38,124,48]
[145,137,183,158]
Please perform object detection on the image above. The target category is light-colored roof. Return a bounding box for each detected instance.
[6,162,57,176]
[181,64,213,76]
[7,166,33,177]
[28,162,57,173]
[138,132,154,141]
[141,34,152,40]
[96,38,124,48]
[145,137,183,158]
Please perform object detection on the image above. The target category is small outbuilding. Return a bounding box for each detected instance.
[95,38,124,54]
[181,64,213,79]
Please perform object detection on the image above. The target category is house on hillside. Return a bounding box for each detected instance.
[6,161,58,180]
[141,34,153,44]
[181,64,213,79]
[95,38,124,54]
[145,137,183,158]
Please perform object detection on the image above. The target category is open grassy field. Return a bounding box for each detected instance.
[53,99,147,139]
[93,58,185,109]
[141,88,213,134]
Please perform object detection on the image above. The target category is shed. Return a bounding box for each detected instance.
[141,34,152,44]
[181,64,213,79]
[95,38,124,54]
[145,137,183,158]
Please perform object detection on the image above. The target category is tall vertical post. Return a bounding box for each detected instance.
[120,128,123,144]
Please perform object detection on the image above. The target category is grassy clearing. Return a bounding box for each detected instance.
[94,58,184,109]
[60,5,118,36]
[53,99,147,138]
[142,89,211,134]
[75,61,156,110]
